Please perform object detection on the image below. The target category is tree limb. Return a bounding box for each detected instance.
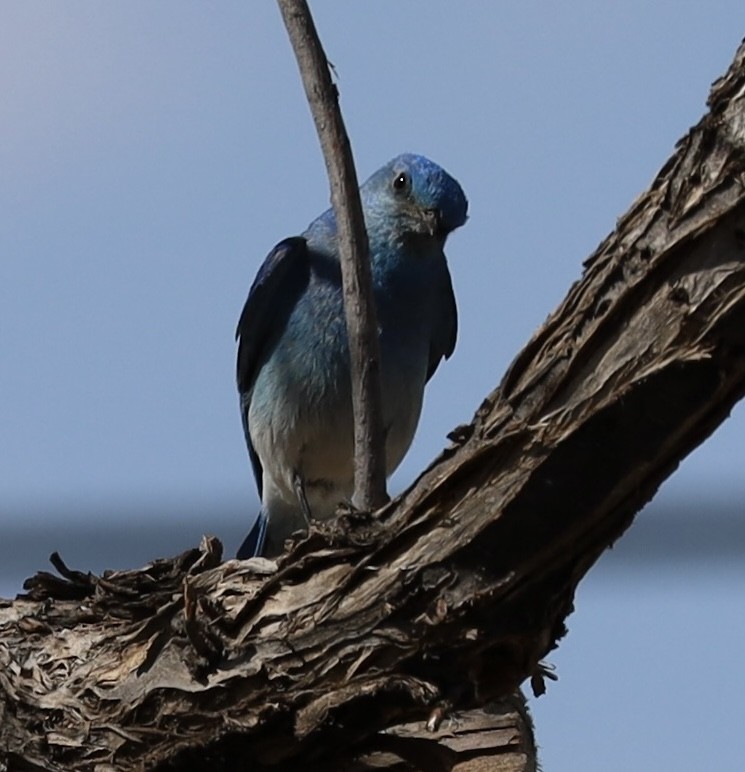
[3,34,745,772]
[276,0,388,510]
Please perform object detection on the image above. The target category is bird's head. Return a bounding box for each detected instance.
[362,153,468,245]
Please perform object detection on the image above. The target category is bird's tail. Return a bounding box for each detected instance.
[236,508,268,558]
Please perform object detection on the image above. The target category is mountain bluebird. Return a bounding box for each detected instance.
[236,153,467,558]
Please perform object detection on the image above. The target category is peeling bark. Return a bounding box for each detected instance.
[3,38,745,772]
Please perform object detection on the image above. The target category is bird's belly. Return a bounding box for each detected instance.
[249,354,354,519]
[249,341,427,520]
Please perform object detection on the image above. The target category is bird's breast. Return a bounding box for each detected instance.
[248,252,438,513]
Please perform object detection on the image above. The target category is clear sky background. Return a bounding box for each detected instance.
[2,3,744,769]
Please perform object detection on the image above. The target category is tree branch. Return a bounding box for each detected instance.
[3,32,745,772]
[276,0,388,510]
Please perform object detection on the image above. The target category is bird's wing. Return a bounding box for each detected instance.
[236,507,268,559]
[426,266,458,382]
[236,236,310,495]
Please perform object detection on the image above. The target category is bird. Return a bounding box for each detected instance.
[236,153,467,558]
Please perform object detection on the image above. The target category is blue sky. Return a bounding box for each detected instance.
[2,4,745,769]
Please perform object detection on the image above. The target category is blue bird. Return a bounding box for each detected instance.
[236,153,467,558]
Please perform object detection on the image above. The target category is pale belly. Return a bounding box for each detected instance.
[249,340,426,521]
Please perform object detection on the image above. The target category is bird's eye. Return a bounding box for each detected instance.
[392,172,409,192]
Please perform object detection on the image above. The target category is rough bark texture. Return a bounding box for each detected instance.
[3,37,745,772]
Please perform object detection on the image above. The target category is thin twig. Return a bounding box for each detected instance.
[276,0,388,510]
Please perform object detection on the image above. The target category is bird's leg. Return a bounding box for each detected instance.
[292,472,312,527]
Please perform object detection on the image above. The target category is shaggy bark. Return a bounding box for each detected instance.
[3,37,745,772]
